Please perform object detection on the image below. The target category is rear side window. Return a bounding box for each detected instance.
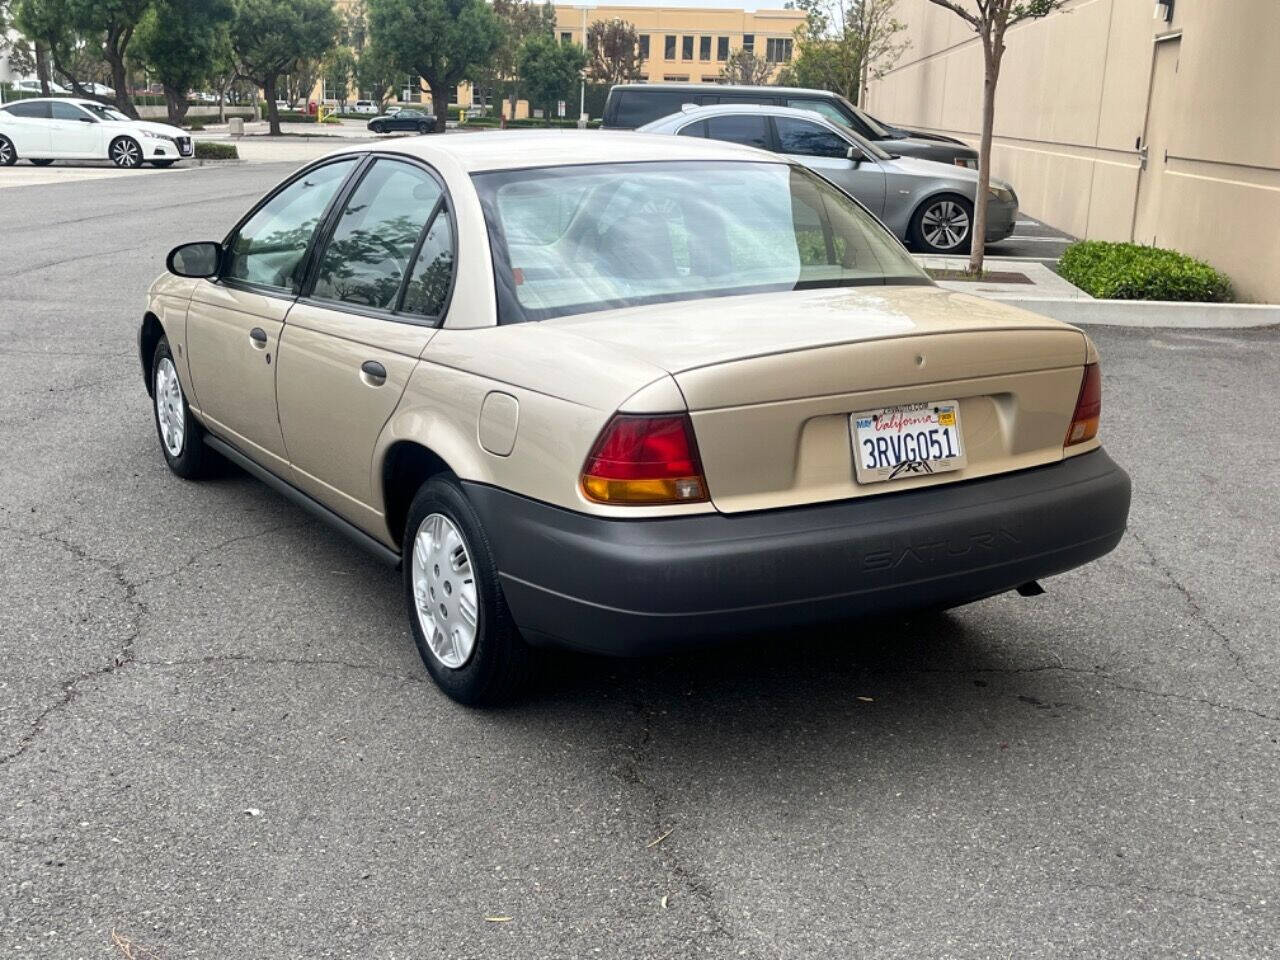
[5,101,50,119]
[775,117,849,159]
[677,120,707,138]
[608,89,689,128]
[402,212,454,317]
[311,158,444,312]
[706,115,770,150]
[225,158,357,291]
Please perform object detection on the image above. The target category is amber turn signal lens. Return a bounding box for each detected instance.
[581,414,709,505]
[1065,363,1102,446]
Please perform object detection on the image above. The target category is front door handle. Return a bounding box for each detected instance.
[360,360,387,386]
[249,327,267,348]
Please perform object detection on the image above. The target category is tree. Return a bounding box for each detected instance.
[231,0,339,135]
[516,32,584,123]
[488,0,554,121]
[922,0,1065,272]
[720,48,774,85]
[135,0,234,124]
[355,42,400,108]
[367,0,503,133]
[585,18,641,86]
[777,0,908,104]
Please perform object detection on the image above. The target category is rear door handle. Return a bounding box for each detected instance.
[360,360,387,386]
[249,327,267,347]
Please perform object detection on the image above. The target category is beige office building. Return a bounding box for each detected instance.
[554,4,803,83]
[866,0,1280,302]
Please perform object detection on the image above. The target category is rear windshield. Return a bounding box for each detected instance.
[472,160,926,324]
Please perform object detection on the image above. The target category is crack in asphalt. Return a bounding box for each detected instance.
[1127,528,1267,692]
[612,694,763,955]
[134,521,305,588]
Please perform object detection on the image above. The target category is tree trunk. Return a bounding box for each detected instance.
[264,74,282,136]
[103,27,139,119]
[163,86,189,126]
[35,42,51,97]
[427,77,449,133]
[968,38,1001,275]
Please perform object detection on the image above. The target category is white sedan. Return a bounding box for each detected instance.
[0,98,193,168]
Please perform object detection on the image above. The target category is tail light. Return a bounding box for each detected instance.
[1065,363,1102,446]
[581,414,709,505]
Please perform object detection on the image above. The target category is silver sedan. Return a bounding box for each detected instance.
[639,104,1018,255]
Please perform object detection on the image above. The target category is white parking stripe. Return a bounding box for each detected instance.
[0,165,189,190]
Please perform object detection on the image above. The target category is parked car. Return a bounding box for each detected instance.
[273,99,290,112]
[367,107,436,134]
[14,78,69,95]
[77,82,116,97]
[641,104,1016,254]
[604,83,979,168]
[141,131,1129,704]
[352,99,380,115]
[0,98,192,168]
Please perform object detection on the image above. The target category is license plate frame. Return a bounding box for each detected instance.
[850,400,967,484]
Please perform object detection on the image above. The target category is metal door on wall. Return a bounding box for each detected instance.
[1132,35,1182,245]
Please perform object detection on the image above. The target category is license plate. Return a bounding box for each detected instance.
[179,143,193,156]
[850,401,966,484]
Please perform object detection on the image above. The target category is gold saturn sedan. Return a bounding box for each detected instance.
[140,131,1130,704]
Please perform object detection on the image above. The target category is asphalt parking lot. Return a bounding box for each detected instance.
[1,163,1277,959]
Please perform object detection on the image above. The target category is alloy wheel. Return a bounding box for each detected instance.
[411,513,479,669]
[154,356,185,457]
[921,200,971,251]
[0,138,13,165]
[111,138,141,168]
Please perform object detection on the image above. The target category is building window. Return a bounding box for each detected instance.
[560,31,572,44]
[663,74,690,82]
[766,37,793,63]
[401,76,420,102]
[699,36,711,61]
[639,34,650,60]
[682,35,694,60]
[742,34,754,54]
[717,36,729,61]
[664,35,676,59]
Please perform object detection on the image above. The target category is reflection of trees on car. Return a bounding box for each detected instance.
[314,214,423,308]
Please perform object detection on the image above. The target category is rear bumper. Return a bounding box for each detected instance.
[984,199,1018,241]
[465,449,1130,656]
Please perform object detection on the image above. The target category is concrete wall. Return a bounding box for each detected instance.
[866,0,1280,302]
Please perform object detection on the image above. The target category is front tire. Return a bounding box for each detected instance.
[403,478,531,705]
[151,338,211,479]
[0,135,16,166]
[110,136,143,168]
[909,194,974,254]
[370,122,384,134]
[417,121,429,134]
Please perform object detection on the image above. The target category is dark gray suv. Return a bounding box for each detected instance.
[603,83,978,168]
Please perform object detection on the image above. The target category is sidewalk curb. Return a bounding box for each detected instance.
[982,296,1280,330]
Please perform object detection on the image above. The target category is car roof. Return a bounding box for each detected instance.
[612,82,840,99]
[645,103,878,149]
[355,130,785,173]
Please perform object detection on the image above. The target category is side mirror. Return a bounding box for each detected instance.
[846,145,865,166]
[167,241,222,279]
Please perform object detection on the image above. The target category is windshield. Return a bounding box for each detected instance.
[473,160,926,324]
[824,119,894,161]
[79,102,129,122]
[835,95,890,139]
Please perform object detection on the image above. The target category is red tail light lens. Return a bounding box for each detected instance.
[581,414,709,505]
[1065,363,1102,446]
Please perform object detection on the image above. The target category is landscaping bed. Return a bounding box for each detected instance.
[1058,240,1232,302]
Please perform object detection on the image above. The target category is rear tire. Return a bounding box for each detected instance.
[109,136,142,168]
[29,158,54,166]
[403,477,531,706]
[909,194,974,255]
[151,338,212,479]
[0,136,16,166]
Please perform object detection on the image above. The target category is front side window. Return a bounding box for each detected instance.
[225,159,357,291]
[706,114,770,150]
[311,158,445,312]
[79,102,130,122]
[50,101,90,121]
[774,117,850,159]
[473,161,925,324]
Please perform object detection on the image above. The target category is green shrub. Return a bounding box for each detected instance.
[1058,240,1232,302]
[193,141,238,161]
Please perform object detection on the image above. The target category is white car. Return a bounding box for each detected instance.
[14,79,69,94]
[0,98,193,168]
[352,99,379,115]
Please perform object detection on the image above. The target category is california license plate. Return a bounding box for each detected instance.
[851,401,966,484]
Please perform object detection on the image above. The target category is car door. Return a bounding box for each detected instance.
[47,101,104,157]
[276,156,454,528]
[185,157,359,475]
[773,116,887,216]
[1,100,52,155]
